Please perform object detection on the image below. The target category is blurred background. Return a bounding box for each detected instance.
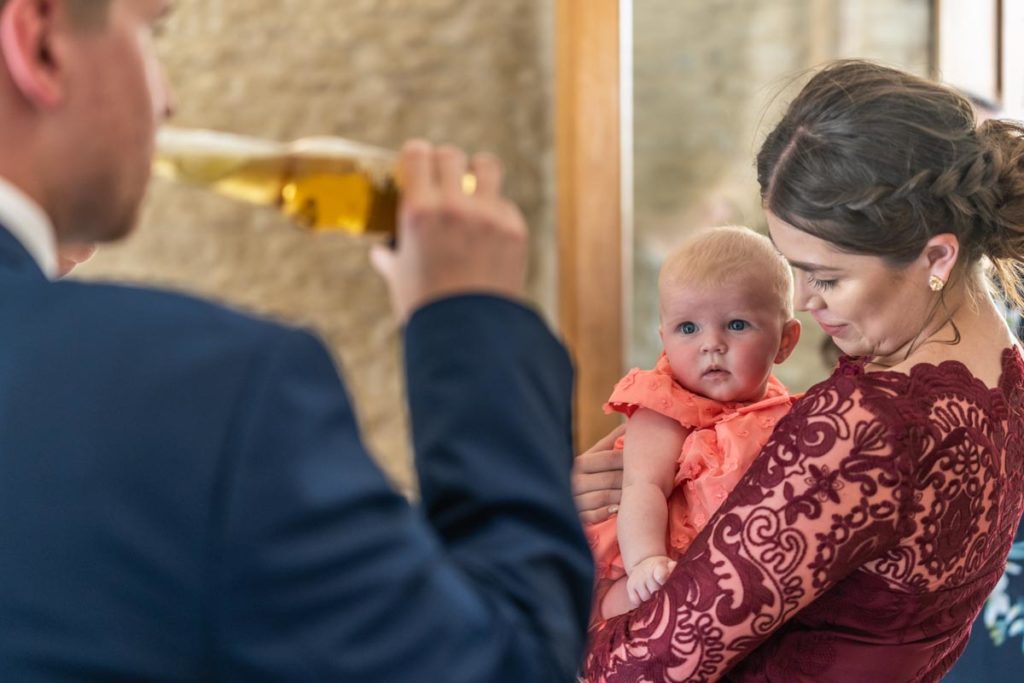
[628,0,1023,386]
[72,0,1016,485]
[630,0,930,389]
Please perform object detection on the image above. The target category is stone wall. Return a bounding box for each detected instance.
[73,0,556,496]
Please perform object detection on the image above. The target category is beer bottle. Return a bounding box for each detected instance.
[152,127,476,235]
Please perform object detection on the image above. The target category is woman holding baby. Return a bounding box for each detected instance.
[575,60,1024,682]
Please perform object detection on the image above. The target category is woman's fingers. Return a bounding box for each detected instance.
[573,488,621,512]
[572,469,622,496]
[573,491,621,524]
[572,470,622,517]
[572,430,624,518]
[577,505,619,525]
[573,447,624,475]
[581,423,627,456]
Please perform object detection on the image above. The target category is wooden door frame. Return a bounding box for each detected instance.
[555,0,630,449]
[932,0,1002,102]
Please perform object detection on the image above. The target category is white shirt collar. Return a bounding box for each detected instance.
[0,176,57,279]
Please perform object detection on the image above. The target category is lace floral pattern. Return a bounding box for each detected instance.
[582,349,1024,683]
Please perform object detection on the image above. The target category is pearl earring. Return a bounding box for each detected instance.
[929,275,945,292]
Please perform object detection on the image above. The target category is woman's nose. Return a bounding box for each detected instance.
[794,277,822,312]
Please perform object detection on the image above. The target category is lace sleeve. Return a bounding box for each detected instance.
[582,366,915,682]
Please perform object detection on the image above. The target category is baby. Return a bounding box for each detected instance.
[586,226,801,621]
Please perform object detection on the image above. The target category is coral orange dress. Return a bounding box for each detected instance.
[586,354,795,590]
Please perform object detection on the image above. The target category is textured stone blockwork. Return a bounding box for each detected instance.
[74,0,556,496]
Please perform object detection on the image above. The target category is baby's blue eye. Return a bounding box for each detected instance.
[728,320,748,331]
[679,322,698,334]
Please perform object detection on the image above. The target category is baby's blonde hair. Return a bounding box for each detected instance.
[658,226,794,318]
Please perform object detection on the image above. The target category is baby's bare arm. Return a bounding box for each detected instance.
[616,409,689,573]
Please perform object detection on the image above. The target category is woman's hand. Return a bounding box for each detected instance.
[572,424,626,524]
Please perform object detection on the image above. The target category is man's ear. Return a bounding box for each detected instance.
[0,0,65,108]
[774,318,802,364]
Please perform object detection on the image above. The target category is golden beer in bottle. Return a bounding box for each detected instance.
[152,128,476,235]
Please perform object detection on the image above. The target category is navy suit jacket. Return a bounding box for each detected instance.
[0,226,592,681]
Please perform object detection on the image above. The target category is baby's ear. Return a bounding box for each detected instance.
[774,318,802,364]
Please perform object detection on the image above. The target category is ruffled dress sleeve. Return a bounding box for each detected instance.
[603,354,729,430]
[586,356,722,582]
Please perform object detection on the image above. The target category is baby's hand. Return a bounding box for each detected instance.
[626,555,677,607]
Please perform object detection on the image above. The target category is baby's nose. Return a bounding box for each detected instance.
[701,337,727,354]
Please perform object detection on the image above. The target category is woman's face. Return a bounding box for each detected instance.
[766,212,934,362]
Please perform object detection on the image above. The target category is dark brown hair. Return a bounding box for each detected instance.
[757,60,1024,310]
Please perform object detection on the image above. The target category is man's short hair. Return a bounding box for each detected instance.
[65,0,112,26]
[0,0,111,27]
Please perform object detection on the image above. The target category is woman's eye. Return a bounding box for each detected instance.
[728,320,748,331]
[679,322,698,334]
[807,275,837,291]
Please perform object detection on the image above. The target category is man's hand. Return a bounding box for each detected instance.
[626,555,676,607]
[371,140,527,323]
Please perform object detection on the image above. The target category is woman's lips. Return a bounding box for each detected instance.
[814,318,847,336]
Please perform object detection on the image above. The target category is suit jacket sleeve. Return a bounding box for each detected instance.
[214,295,592,682]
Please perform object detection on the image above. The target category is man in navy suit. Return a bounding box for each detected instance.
[0,0,592,680]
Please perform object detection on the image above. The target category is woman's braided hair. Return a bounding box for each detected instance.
[757,60,1024,310]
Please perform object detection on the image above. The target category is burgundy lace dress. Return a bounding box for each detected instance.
[582,349,1024,682]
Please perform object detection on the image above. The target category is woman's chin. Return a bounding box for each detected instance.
[831,337,867,357]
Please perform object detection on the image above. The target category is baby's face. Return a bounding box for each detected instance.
[658,279,789,403]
